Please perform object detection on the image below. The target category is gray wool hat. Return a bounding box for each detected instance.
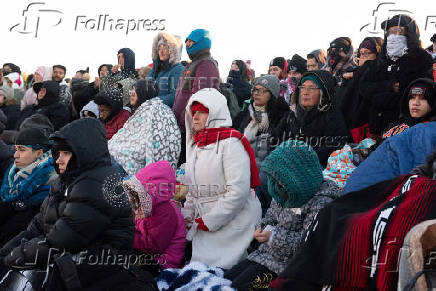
[253,75,280,98]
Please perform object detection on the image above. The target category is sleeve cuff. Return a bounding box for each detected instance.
[194,217,209,232]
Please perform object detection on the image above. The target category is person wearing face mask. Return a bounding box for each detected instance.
[383,78,436,138]
[147,32,185,108]
[360,14,433,141]
[172,29,220,166]
[227,60,252,107]
[325,37,355,87]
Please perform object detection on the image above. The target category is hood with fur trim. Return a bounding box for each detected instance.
[151,32,183,66]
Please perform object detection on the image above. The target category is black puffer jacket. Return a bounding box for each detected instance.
[0,118,134,268]
[18,81,71,130]
[273,70,350,167]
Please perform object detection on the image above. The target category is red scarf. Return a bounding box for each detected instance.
[193,128,261,189]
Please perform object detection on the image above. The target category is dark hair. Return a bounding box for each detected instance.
[52,65,66,74]
[3,63,21,74]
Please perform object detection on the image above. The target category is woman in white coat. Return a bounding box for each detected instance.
[182,88,262,270]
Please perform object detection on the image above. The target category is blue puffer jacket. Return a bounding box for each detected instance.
[147,32,185,108]
[343,122,436,194]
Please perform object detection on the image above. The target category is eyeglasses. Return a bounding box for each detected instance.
[298,86,320,92]
[252,87,270,95]
[129,89,136,96]
[386,26,405,36]
[359,51,375,57]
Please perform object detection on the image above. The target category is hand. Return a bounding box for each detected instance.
[342,72,353,80]
[34,71,43,83]
[254,227,271,243]
[94,77,101,88]
[184,218,193,229]
[393,82,400,93]
[112,64,120,73]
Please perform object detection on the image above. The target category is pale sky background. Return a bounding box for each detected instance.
[1,0,435,80]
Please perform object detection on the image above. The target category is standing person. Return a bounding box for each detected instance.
[0,128,54,246]
[0,118,142,290]
[233,75,290,215]
[102,48,139,106]
[52,65,72,108]
[362,15,433,140]
[21,66,53,110]
[181,88,262,269]
[286,54,307,105]
[172,29,220,165]
[109,79,181,175]
[19,80,70,130]
[225,140,340,291]
[273,70,350,167]
[148,32,185,107]
[94,86,131,140]
[227,60,252,107]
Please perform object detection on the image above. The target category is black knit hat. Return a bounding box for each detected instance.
[329,37,352,54]
[431,34,436,43]
[381,14,419,37]
[15,127,51,146]
[269,57,287,72]
[409,81,436,108]
[288,54,307,74]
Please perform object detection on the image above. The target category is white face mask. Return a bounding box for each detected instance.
[386,34,408,61]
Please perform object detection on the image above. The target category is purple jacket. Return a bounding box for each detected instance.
[172,49,220,132]
[126,161,186,269]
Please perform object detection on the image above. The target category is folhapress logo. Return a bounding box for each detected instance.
[10,2,63,38]
[10,2,166,38]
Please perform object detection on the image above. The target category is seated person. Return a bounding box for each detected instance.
[224,140,340,290]
[0,118,137,290]
[18,80,70,131]
[0,127,54,246]
[123,161,186,272]
[94,87,131,140]
[383,78,436,138]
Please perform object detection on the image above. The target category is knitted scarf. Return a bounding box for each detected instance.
[193,128,261,189]
[244,104,269,142]
[0,150,53,204]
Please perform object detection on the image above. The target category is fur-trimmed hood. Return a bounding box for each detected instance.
[151,32,183,66]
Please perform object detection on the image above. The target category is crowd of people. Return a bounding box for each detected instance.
[0,14,436,290]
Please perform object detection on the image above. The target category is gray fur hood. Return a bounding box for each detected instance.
[151,32,183,66]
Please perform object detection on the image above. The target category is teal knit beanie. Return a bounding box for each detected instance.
[261,140,323,208]
[300,75,325,96]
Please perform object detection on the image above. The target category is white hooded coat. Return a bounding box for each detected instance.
[182,88,262,269]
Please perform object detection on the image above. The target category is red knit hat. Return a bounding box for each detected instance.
[191,101,209,116]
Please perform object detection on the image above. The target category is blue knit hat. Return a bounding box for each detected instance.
[185,29,212,55]
[261,140,323,208]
